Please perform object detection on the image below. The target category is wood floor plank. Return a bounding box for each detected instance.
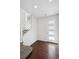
[26,40,59,59]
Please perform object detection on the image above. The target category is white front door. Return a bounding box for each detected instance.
[48,14,59,43]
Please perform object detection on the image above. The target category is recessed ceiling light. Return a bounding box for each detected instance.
[34,5,38,8]
[49,0,53,2]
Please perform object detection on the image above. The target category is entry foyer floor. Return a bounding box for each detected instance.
[26,40,59,59]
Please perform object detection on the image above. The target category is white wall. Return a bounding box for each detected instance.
[20,8,26,42]
[37,14,59,43]
[23,16,37,46]
[20,8,37,46]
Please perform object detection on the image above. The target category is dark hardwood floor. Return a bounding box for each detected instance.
[26,40,59,59]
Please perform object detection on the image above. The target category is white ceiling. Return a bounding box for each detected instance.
[20,0,59,18]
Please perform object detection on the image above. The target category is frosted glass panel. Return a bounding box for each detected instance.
[48,26,55,30]
[48,36,55,40]
[48,20,55,24]
[48,31,55,35]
